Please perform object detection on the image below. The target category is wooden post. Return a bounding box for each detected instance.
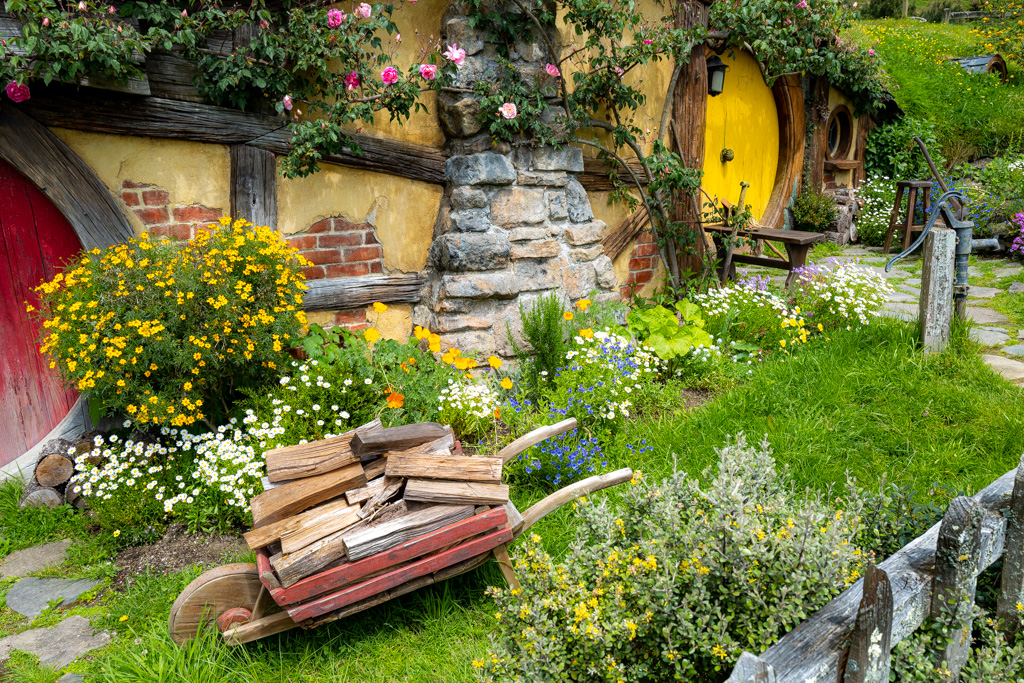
[931,496,984,680]
[672,0,712,279]
[919,227,956,354]
[901,0,909,16]
[726,652,777,682]
[844,565,893,683]
[997,454,1024,637]
[807,77,830,193]
[230,144,277,228]
[942,7,952,22]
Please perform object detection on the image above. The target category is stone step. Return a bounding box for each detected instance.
[0,540,71,579]
[983,354,1024,383]
[0,616,110,671]
[5,577,100,618]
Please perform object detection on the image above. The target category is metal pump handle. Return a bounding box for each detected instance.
[885,190,971,272]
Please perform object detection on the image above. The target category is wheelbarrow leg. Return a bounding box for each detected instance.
[492,544,520,591]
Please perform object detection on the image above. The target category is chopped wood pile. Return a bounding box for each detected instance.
[18,434,97,509]
[244,418,512,592]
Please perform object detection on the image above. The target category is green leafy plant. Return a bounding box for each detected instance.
[478,435,867,682]
[791,188,840,232]
[626,299,713,363]
[517,293,571,391]
[864,116,943,179]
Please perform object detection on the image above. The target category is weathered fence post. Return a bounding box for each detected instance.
[931,496,984,680]
[942,7,952,22]
[997,455,1024,637]
[727,652,777,683]
[919,226,956,354]
[844,564,893,683]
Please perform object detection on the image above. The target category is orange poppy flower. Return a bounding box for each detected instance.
[386,392,405,409]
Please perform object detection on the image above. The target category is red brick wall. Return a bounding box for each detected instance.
[285,217,384,281]
[620,230,660,299]
[120,181,223,239]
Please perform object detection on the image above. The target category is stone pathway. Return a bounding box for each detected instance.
[0,540,110,675]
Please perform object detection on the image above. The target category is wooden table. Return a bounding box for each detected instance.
[704,225,825,287]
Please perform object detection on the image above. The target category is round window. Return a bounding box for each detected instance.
[826,106,853,160]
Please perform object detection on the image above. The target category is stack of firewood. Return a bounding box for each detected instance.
[18,435,96,509]
[243,419,511,588]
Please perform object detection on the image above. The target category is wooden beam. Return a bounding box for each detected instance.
[19,86,447,185]
[230,144,277,228]
[577,157,648,192]
[761,75,805,230]
[404,479,510,506]
[0,106,134,250]
[250,463,365,528]
[602,208,651,260]
[385,454,502,483]
[350,422,450,458]
[302,275,426,311]
[264,419,380,483]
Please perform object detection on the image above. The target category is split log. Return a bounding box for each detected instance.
[343,504,475,561]
[357,476,404,519]
[345,477,387,505]
[35,452,75,488]
[264,419,381,483]
[18,482,63,509]
[270,506,508,606]
[998,454,1024,636]
[271,501,410,587]
[350,422,450,458]
[385,454,502,483]
[64,479,89,510]
[404,479,510,506]
[250,464,366,528]
[362,456,388,481]
[279,503,362,556]
[244,497,357,550]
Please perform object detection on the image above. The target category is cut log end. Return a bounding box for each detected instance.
[35,453,75,488]
[19,483,63,509]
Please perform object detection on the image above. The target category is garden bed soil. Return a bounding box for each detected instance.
[681,388,713,411]
[113,525,246,590]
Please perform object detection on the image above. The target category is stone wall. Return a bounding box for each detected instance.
[415,147,617,357]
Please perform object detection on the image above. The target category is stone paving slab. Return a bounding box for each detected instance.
[983,354,1024,382]
[1004,344,1024,358]
[0,540,71,579]
[904,277,922,287]
[971,327,1010,346]
[882,303,919,321]
[897,284,921,295]
[0,616,110,670]
[968,286,1003,299]
[967,307,1010,324]
[887,292,919,303]
[5,578,100,618]
[1010,282,1024,295]
[994,266,1023,278]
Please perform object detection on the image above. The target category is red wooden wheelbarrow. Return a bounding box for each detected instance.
[168,418,633,645]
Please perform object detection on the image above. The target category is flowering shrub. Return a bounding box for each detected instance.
[32,219,307,428]
[854,174,897,247]
[694,282,809,352]
[790,261,892,330]
[1012,213,1024,262]
[477,435,867,682]
[72,420,267,533]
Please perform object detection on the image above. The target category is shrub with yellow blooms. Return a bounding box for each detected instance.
[31,218,308,428]
[478,435,867,682]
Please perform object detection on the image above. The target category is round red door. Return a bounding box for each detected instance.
[0,158,81,467]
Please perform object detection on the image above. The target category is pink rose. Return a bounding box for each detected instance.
[282,94,293,111]
[344,71,361,90]
[5,81,30,103]
[786,17,791,23]
[42,17,49,26]
[498,102,517,119]
[356,3,372,18]
[396,33,401,42]
[260,19,269,29]
[419,63,438,80]
[545,63,560,77]
[181,8,188,17]
[643,39,653,44]
[868,48,875,55]
[443,43,466,67]
[796,0,808,7]
[327,9,345,28]
[108,5,115,14]
[612,66,625,77]
[77,1,86,11]
[381,66,399,85]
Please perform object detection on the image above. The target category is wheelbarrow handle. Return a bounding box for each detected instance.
[513,467,633,540]
[496,418,578,465]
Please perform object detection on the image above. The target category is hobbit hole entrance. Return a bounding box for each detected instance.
[0,158,81,467]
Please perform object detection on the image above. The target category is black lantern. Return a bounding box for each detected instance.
[706,55,727,97]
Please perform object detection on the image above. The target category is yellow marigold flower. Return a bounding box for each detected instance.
[500,377,513,390]
[414,325,429,340]
[563,311,574,321]
[488,355,502,369]
[576,299,591,311]
[454,357,472,370]
[779,339,786,347]
[580,328,594,339]
[372,302,388,313]
[364,328,381,343]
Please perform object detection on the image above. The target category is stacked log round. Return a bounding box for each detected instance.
[18,433,94,510]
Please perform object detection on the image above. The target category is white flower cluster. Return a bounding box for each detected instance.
[438,381,500,419]
[692,283,795,320]
[853,175,897,243]
[796,262,892,326]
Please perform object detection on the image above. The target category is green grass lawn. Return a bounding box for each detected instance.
[2,318,1023,682]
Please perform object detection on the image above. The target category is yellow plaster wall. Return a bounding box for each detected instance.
[349,0,445,148]
[50,129,230,236]
[702,50,779,222]
[277,164,441,274]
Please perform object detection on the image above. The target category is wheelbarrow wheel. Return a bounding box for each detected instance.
[169,563,264,645]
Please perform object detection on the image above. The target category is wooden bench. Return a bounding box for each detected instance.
[704,225,824,287]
